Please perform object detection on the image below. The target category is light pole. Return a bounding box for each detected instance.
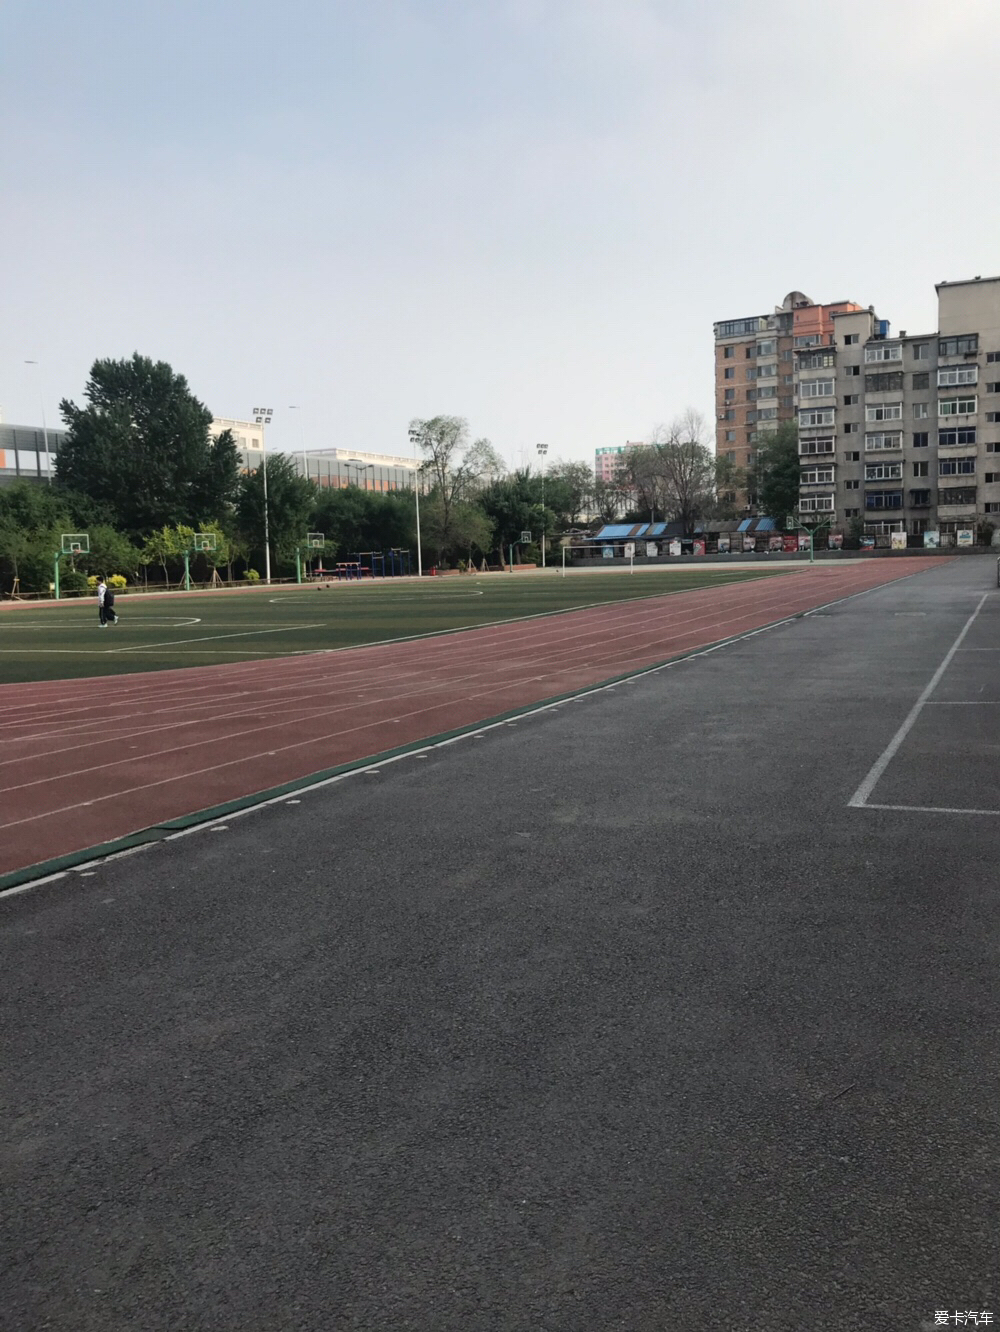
[346,459,374,489]
[289,405,308,482]
[407,426,424,578]
[536,442,549,568]
[253,407,273,584]
[24,361,51,484]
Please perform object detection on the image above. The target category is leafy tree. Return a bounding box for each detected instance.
[478,472,538,563]
[592,476,625,523]
[752,421,801,524]
[236,453,314,567]
[56,354,240,536]
[419,496,492,567]
[408,416,499,562]
[545,460,594,525]
[80,525,142,583]
[647,410,727,535]
[309,487,414,557]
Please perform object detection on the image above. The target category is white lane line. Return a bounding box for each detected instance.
[863,802,1000,817]
[848,592,989,809]
[107,624,325,653]
[925,700,1000,705]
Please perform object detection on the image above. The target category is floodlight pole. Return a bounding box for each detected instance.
[254,409,274,584]
[407,427,424,578]
[25,361,51,484]
[536,442,549,568]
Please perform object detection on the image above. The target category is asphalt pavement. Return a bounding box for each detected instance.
[2,556,998,1331]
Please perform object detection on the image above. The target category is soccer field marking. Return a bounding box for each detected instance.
[848,592,989,812]
[106,624,327,653]
[0,616,203,630]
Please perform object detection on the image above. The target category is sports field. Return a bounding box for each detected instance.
[0,567,792,684]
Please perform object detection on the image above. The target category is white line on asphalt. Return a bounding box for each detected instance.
[862,802,1000,817]
[848,592,989,809]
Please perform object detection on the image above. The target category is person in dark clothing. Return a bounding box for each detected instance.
[104,584,119,625]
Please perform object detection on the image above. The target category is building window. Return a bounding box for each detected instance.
[937,366,978,387]
[864,343,903,363]
[724,367,735,379]
[746,411,757,423]
[938,397,977,416]
[845,450,861,461]
[799,494,835,512]
[845,508,860,518]
[746,388,758,401]
[987,351,1000,363]
[938,457,976,476]
[745,346,754,358]
[725,430,736,441]
[794,334,821,347]
[756,340,776,357]
[913,402,929,419]
[865,462,902,481]
[799,436,835,456]
[755,363,777,378]
[913,432,929,447]
[864,372,904,392]
[912,372,930,390]
[757,385,776,398]
[986,472,1000,484]
[866,402,903,422]
[844,422,860,434]
[987,383,1000,393]
[720,409,735,421]
[909,491,931,507]
[938,487,978,506]
[799,408,835,428]
[938,334,978,356]
[724,346,734,359]
[912,344,930,360]
[913,461,929,477]
[724,388,735,401]
[746,367,757,381]
[987,502,1000,513]
[988,412,1000,423]
[845,479,860,490]
[865,491,903,510]
[758,407,778,419]
[797,349,836,369]
[800,378,835,398]
[939,428,977,446]
[844,393,859,405]
[987,442,1000,453]
[844,334,859,345]
[800,465,834,484]
[865,432,903,451]
[846,365,860,377]
[717,318,764,339]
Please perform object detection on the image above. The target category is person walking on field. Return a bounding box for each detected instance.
[104,582,119,625]
[97,578,107,627]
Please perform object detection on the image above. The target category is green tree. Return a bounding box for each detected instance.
[752,422,801,524]
[310,487,414,557]
[236,454,314,568]
[57,354,240,536]
[408,416,500,563]
[478,472,538,564]
[80,525,142,583]
[545,460,594,525]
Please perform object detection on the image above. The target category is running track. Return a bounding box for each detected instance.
[0,562,938,882]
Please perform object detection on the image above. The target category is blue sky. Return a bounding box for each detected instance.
[4,0,1000,469]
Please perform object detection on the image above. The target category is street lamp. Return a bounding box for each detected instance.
[24,361,51,484]
[252,407,273,584]
[289,405,308,482]
[346,458,374,489]
[536,442,549,568]
[407,426,424,578]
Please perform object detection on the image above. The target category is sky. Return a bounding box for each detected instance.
[4,0,1000,471]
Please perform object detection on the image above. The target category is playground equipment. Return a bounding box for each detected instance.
[346,549,413,578]
[295,532,326,583]
[53,533,89,599]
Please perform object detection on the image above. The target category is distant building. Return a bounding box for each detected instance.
[0,423,66,486]
[595,442,645,484]
[210,420,420,492]
[714,291,865,510]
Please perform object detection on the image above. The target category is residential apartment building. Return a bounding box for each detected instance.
[595,442,645,484]
[796,275,1000,541]
[713,291,864,508]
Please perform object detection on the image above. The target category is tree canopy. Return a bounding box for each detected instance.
[751,422,801,524]
[57,354,240,537]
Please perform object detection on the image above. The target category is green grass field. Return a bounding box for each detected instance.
[0,568,793,684]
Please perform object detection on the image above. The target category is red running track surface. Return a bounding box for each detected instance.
[0,562,937,879]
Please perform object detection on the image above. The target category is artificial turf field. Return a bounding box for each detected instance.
[0,567,793,684]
